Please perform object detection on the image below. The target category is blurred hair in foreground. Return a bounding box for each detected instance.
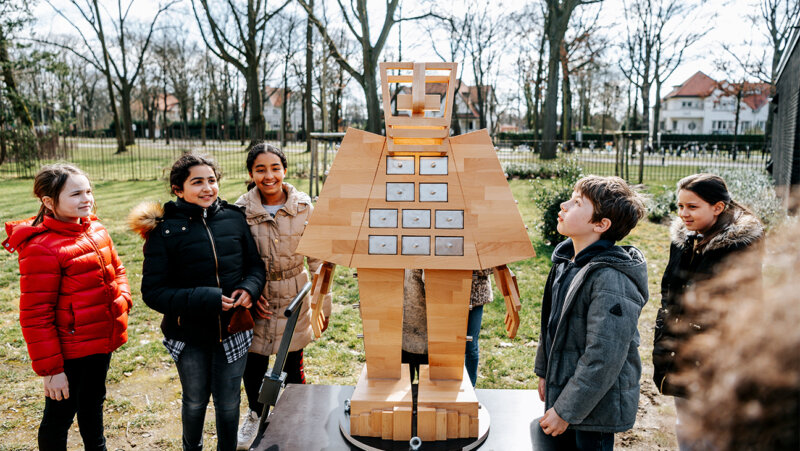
[676,221,800,450]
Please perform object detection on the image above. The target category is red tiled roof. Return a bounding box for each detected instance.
[740,82,771,111]
[664,71,717,99]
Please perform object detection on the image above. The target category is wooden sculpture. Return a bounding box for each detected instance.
[299,61,535,442]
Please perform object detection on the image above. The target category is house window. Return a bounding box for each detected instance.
[672,120,677,130]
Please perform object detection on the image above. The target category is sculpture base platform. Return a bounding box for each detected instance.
[340,402,489,451]
[251,385,545,450]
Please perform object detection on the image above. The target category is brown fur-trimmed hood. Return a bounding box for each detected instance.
[670,209,763,253]
[128,201,164,239]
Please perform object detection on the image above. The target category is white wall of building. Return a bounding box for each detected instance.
[658,89,768,135]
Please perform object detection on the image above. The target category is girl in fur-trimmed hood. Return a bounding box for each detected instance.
[653,173,763,448]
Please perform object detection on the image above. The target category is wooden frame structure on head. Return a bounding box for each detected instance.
[380,61,457,156]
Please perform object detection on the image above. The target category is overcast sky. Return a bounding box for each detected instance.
[33,0,776,102]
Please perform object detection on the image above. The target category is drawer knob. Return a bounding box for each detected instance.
[414,217,420,221]
[430,191,436,195]
[380,217,387,221]
[446,217,453,222]
[397,162,404,167]
[413,243,419,248]
[447,243,453,248]
[397,190,403,195]
[381,243,387,248]
[430,162,437,168]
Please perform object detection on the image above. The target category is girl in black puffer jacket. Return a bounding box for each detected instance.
[130,154,265,451]
[653,173,762,449]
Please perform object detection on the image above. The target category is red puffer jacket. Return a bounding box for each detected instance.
[3,215,131,376]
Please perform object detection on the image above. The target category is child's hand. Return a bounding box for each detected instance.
[538,377,546,402]
[253,295,272,319]
[44,372,69,401]
[221,295,235,311]
[231,289,252,308]
[539,407,569,436]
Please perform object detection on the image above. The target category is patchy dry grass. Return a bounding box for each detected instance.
[0,176,681,449]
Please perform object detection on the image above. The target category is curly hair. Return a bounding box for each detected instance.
[675,223,800,450]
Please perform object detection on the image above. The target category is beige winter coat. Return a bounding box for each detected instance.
[236,183,332,355]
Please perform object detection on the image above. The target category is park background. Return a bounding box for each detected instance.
[1,0,798,448]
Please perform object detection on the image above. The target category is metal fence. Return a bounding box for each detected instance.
[0,134,770,186]
[494,138,770,183]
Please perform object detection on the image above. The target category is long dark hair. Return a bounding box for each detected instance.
[32,163,90,226]
[245,142,287,191]
[677,173,752,247]
[169,153,221,195]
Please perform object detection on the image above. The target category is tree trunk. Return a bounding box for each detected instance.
[732,83,742,159]
[92,0,125,154]
[163,76,170,145]
[306,0,315,149]
[246,61,265,144]
[281,60,289,147]
[533,30,546,145]
[363,64,381,133]
[542,33,563,159]
[120,81,136,146]
[0,35,34,129]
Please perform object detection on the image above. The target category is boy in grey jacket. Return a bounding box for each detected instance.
[534,176,648,450]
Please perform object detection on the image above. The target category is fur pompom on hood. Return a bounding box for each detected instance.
[670,208,763,253]
[128,201,164,239]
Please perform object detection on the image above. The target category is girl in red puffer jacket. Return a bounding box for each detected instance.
[2,163,131,450]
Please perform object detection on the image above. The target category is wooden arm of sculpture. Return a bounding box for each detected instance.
[492,265,522,339]
[310,262,335,338]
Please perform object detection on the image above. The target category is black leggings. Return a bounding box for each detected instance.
[38,353,112,451]
[242,349,305,414]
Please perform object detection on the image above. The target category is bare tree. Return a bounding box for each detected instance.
[191,0,290,144]
[427,2,472,135]
[43,0,173,152]
[541,0,602,159]
[296,0,431,133]
[466,0,505,131]
[620,0,705,182]
[0,0,35,139]
[559,5,606,144]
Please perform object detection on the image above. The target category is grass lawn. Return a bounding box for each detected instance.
[0,176,679,449]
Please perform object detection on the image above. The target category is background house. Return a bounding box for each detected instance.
[263,87,303,131]
[659,71,770,135]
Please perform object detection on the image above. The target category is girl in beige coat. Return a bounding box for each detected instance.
[235,144,332,449]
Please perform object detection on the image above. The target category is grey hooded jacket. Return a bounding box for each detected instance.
[534,242,648,433]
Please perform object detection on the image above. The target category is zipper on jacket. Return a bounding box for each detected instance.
[85,230,115,344]
[201,208,223,342]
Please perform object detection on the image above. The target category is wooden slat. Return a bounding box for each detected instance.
[381,410,394,440]
[388,126,449,139]
[395,94,441,112]
[392,406,412,441]
[418,407,437,441]
[436,409,448,441]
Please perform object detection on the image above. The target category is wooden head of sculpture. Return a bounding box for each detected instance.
[380,62,458,156]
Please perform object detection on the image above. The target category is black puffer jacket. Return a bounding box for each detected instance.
[134,198,266,346]
[653,210,762,396]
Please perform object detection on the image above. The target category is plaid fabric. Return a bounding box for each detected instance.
[222,330,254,363]
[162,338,185,363]
[162,330,253,364]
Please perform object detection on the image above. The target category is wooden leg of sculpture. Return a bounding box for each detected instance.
[348,268,411,440]
[418,269,480,440]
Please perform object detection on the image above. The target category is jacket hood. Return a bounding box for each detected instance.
[589,245,649,306]
[670,208,763,253]
[128,201,165,239]
[235,182,310,223]
[4,215,96,253]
